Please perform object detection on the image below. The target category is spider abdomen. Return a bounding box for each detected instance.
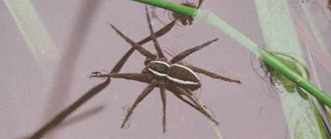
[147,61,201,91]
[166,64,201,91]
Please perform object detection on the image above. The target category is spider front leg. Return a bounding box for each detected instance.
[90,72,153,84]
[170,38,218,63]
[145,7,165,59]
[121,80,158,128]
[110,24,156,59]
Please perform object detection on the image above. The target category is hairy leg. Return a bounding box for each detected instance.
[185,65,241,84]
[159,81,167,132]
[109,24,156,59]
[121,80,158,128]
[91,72,153,84]
[168,84,219,125]
[170,38,218,63]
[145,7,165,58]
[110,20,175,73]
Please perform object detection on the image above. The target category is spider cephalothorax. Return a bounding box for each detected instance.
[91,7,241,132]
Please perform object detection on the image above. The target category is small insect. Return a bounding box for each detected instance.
[250,51,309,100]
[91,7,241,132]
[170,0,204,25]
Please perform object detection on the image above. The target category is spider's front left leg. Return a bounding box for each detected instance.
[110,20,176,73]
[121,80,158,128]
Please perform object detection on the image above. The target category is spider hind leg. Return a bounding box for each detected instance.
[120,80,158,128]
[167,83,219,125]
[185,65,241,84]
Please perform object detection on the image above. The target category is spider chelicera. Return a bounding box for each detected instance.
[91,7,241,132]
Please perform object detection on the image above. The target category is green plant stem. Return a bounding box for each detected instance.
[133,0,196,16]
[131,0,331,108]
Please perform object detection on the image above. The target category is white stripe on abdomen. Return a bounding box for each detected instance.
[166,75,199,85]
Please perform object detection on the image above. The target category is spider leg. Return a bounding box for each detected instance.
[109,24,156,59]
[159,81,167,133]
[91,72,153,84]
[179,87,219,125]
[111,21,176,73]
[121,80,158,128]
[170,38,218,63]
[145,6,165,58]
[185,65,241,84]
[168,83,219,125]
[170,87,200,110]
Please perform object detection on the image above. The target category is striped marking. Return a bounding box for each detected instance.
[148,68,167,77]
[166,75,199,85]
[166,64,200,85]
[148,61,200,85]
[150,61,170,67]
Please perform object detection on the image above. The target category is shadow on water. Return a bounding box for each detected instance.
[44,0,103,138]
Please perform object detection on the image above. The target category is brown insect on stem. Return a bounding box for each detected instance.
[171,0,204,26]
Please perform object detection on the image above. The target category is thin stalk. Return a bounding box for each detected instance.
[4,0,59,68]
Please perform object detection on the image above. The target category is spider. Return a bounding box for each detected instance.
[170,0,204,25]
[91,7,241,132]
